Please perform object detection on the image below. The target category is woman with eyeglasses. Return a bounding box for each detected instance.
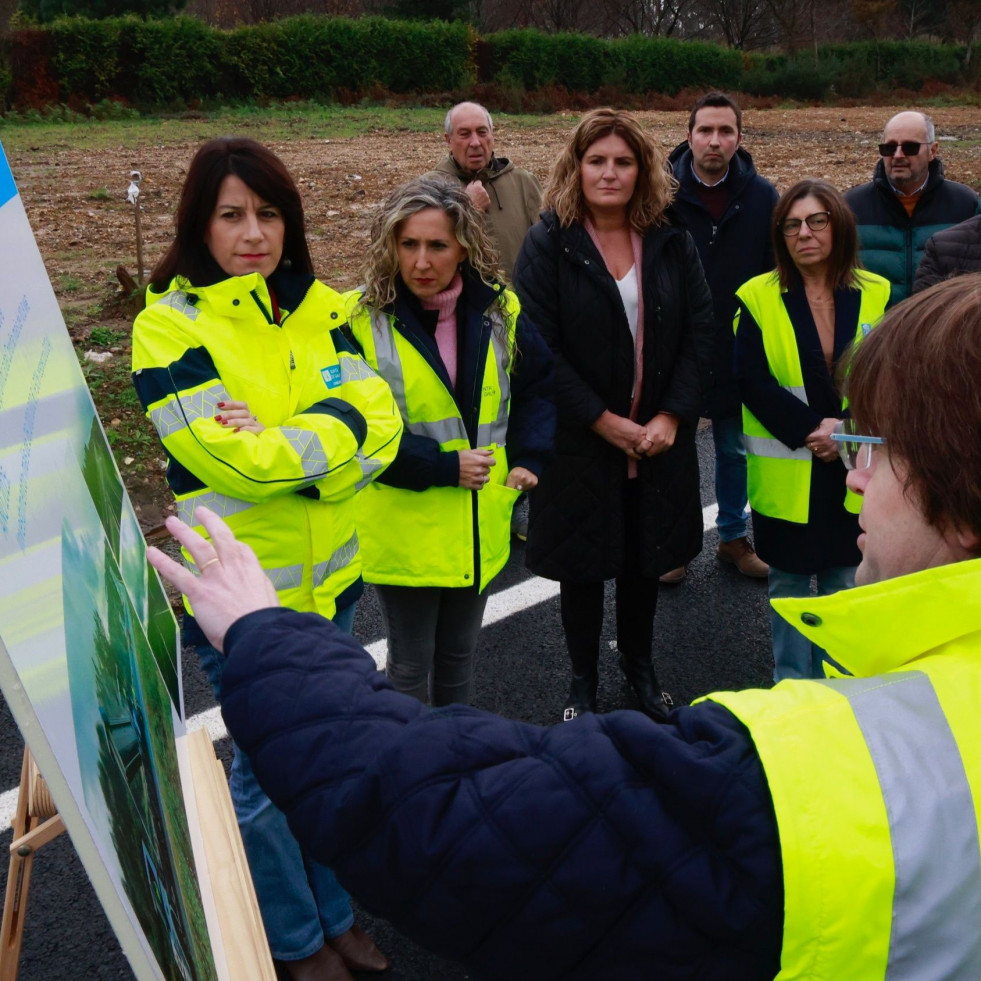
[733,179,890,681]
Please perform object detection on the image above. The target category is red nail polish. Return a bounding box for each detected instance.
[215,414,223,422]
[217,401,225,408]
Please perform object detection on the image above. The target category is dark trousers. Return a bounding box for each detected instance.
[558,479,660,676]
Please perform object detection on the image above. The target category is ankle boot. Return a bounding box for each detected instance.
[562,671,598,722]
[617,651,671,723]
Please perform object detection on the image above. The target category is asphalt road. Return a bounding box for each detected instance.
[0,424,775,980]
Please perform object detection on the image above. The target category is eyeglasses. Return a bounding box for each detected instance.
[830,420,886,470]
[780,211,831,237]
[878,141,928,157]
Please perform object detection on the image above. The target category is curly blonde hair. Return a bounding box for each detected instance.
[359,174,505,311]
[544,108,676,232]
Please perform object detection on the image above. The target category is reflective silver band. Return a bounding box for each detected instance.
[479,328,511,447]
[155,290,200,321]
[354,452,385,491]
[280,427,329,478]
[312,531,359,588]
[407,416,467,445]
[265,563,305,591]
[369,309,408,411]
[782,383,807,403]
[149,383,230,439]
[743,434,810,462]
[337,353,378,384]
[822,672,981,978]
[176,491,255,526]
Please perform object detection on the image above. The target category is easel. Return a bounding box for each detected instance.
[0,749,66,981]
[0,734,274,980]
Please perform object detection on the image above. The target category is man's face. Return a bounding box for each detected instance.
[880,113,937,194]
[445,105,494,174]
[687,106,741,183]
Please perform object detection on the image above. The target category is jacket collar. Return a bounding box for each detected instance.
[150,271,315,321]
[772,557,981,678]
[872,156,946,197]
[439,152,514,184]
[669,142,759,198]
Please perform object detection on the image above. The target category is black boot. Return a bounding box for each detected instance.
[617,651,672,723]
[562,671,598,722]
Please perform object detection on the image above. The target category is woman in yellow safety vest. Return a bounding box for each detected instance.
[734,178,890,681]
[346,174,554,707]
[132,138,399,980]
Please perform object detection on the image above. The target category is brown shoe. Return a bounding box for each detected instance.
[717,537,769,578]
[274,944,354,981]
[328,924,390,974]
[658,566,686,584]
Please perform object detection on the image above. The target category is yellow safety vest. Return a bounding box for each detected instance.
[132,273,402,618]
[734,271,890,523]
[347,288,520,591]
[705,557,981,979]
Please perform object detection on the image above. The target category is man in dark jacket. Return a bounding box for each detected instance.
[667,92,777,581]
[913,214,981,292]
[844,110,980,307]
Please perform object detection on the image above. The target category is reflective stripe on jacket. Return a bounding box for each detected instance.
[132,272,402,617]
[705,557,981,979]
[347,285,520,591]
[734,271,889,524]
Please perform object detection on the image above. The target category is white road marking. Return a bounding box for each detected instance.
[0,503,721,828]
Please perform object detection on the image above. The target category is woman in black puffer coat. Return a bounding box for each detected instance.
[514,108,713,723]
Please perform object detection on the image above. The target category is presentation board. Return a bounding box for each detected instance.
[0,138,220,980]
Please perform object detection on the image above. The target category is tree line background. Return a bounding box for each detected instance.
[5,0,979,56]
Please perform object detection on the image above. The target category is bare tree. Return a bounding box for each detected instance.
[696,0,777,48]
[600,0,706,37]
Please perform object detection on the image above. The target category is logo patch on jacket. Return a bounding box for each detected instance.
[321,364,342,388]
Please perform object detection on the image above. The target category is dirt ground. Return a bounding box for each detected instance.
[6,105,981,531]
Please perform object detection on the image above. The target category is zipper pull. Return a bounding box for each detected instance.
[290,351,295,370]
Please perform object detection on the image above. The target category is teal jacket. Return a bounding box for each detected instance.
[845,158,980,307]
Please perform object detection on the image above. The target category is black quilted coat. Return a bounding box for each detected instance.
[513,211,714,582]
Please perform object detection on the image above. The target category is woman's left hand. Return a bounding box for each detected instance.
[505,466,538,491]
[216,399,265,435]
[805,417,839,463]
[637,413,679,457]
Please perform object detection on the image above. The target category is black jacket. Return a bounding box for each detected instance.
[913,213,981,292]
[513,212,714,581]
[844,158,981,306]
[668,143,778,418]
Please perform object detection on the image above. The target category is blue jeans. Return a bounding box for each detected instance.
[712,414,749,543]
[186,619,354,960]
[768,565,856,682]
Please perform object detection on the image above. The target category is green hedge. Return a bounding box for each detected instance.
[4,15,474,108]
[0,15,972,111]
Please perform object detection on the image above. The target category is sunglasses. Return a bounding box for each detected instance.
[878,141,928,157]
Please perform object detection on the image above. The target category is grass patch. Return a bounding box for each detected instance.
[88,187,112,201]
[59,273,84,293]
[0,102,563,153]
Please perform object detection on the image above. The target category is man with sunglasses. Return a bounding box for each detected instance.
[845,110,980,306]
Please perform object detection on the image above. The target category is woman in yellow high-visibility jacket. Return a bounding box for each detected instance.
[132,138,398,980]
[346,174,554,707]
[734,179,889,682]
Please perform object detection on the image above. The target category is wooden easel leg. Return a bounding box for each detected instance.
[0,749,65,981]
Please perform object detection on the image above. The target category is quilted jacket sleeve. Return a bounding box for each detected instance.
[221,608,783,981]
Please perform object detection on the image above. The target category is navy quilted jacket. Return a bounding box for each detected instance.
[221,608,784,980]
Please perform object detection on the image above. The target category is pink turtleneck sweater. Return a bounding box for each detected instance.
[421,272,463,389]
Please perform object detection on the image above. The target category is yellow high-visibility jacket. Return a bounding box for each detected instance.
[735,270,889,523]
[707,556,981,979]
[132,271,402,617]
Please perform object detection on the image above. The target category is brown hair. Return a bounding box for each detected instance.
[687,92,742,134]
[151,137,313,290]
[543,108,676,232]
[771,179,861,291]
[845,273,981,546]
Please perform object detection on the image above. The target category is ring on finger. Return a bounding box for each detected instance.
[199,557,220,572]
